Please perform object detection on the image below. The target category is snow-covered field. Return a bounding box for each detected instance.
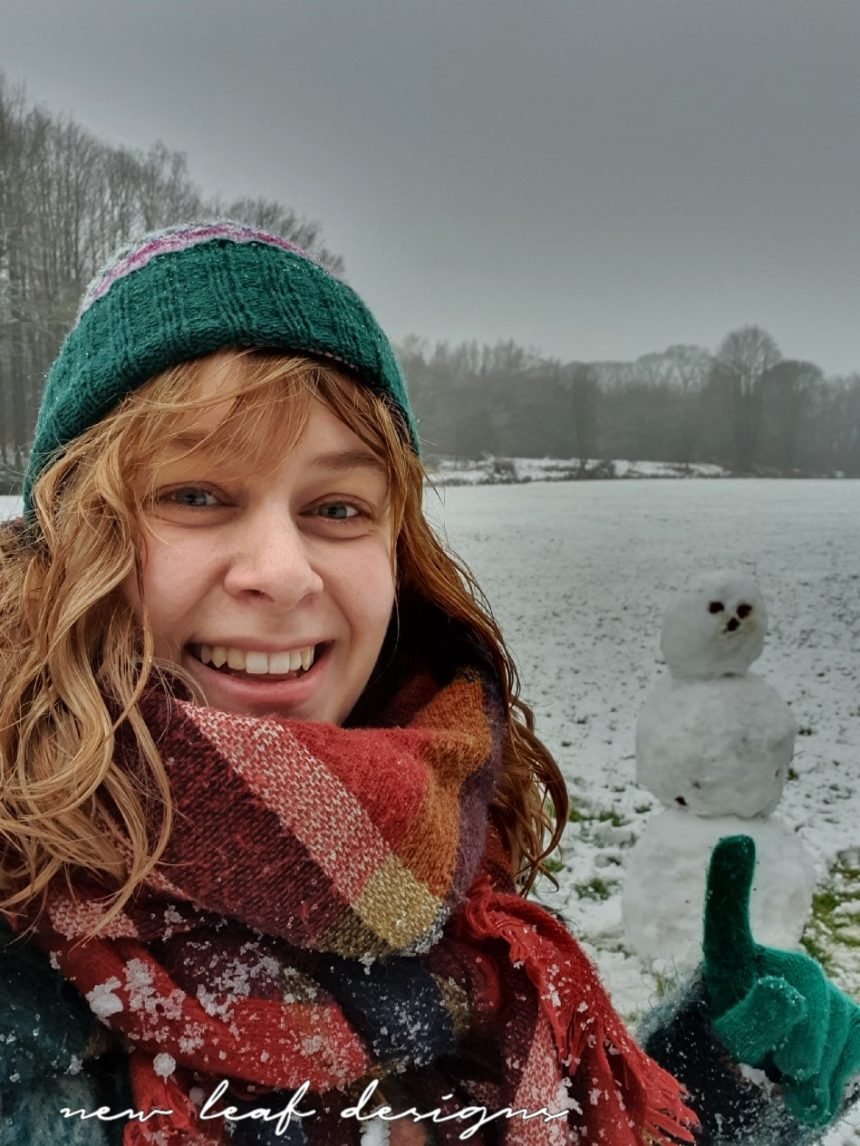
[4,481,860,1139]
[422,481,860,964]
[424,478,860,1144]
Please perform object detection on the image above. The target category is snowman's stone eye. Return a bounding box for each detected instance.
[737,603,752,618]
[708,601,724,614]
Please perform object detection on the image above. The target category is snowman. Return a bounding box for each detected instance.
[622,570,816,968]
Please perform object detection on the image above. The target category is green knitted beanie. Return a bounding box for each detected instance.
[23,221,419,516]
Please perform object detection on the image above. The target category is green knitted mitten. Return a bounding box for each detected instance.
[702,835,860,1127]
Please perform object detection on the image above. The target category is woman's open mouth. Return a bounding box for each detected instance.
[187,641,331,683]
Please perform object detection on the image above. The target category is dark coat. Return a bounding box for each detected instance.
[0,919,128,1146]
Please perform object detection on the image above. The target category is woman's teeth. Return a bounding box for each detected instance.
[195,644,316,675]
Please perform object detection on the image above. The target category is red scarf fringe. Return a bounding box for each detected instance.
[459,875,698,1145]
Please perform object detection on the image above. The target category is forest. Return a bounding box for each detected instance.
[400,334,860,475]
[2,73,859,491]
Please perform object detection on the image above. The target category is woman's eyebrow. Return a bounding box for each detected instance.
[163,437,386,476]
[307,449,387,475]
[167,430,211,451]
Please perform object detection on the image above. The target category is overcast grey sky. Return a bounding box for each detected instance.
[2,0,859,373]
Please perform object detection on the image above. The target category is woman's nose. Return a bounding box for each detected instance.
[222,510,324,605]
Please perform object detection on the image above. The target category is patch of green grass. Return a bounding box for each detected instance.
[596,809,627,827]
[567,798,627,829]
[800,854,860,991]
[573,876,617,902]
[652,967,682,1000]
[800,932,834,973]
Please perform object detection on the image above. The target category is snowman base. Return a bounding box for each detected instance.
[622,808,816,971]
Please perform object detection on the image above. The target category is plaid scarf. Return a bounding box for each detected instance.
[27,621,695,1146]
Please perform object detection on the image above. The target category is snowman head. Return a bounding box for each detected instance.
[660,570,767,679]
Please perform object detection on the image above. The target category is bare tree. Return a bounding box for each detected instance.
[212,195,344,274]
[663,344,711,465]
[0,73,344,484]
[0,76,32,471]
[562,363,600,466]
[761,359,822,471]
[814,375,860,476]
[710,325,782,472]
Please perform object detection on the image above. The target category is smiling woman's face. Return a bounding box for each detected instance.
[123,354,397,725]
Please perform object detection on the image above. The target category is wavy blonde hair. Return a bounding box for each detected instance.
[0,351,567,929]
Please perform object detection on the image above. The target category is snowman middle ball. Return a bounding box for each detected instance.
[636,674,796,817]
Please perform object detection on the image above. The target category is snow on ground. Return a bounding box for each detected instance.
[424,478,860,1143]
[428,455,732,484]
[4,481,860,1139]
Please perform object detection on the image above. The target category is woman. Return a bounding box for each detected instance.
[1,221,857,1145]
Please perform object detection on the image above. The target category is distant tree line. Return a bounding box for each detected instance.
[399,328,860,476]
[2,74,858,487]
[0,74,342,487]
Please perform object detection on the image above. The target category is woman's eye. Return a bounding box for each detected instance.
[314,502,361,520]
[160,487,221,508]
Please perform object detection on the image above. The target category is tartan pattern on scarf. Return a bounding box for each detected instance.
[27,636,696,1146]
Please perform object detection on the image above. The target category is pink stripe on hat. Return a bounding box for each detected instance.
[77,222,322,324]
